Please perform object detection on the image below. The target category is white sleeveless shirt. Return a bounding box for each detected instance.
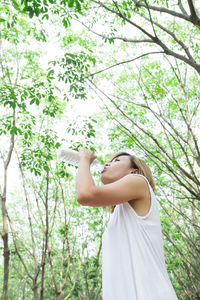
[102,174,178,300]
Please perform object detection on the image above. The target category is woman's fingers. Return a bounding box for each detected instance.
[78,148,97,163]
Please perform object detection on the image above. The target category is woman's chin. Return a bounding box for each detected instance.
[100,174,113,185]
[100,174,109,185]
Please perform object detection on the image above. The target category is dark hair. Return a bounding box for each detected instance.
[111,152,138,169]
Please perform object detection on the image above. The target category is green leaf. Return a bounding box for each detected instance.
[75,0,81,11]
[11,0,19,10]
[42,14,49,20]
[68,0,74,8]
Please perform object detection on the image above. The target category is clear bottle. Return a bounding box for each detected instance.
[57,148,104,173]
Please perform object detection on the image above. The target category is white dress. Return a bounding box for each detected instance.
[102,174,178,300]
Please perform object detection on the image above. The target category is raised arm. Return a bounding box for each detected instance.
[75,148,149,207]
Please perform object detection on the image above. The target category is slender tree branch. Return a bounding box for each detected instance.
[7,213,34,280]
[75,18,154,44]
[142,15,194,61]
[64,262,82,300]
[47,242,58,293]
[12,264,32,288]
[144,0,158,38]
[178,0,188,16]
[88,51,164,77]
[92,0,157,40]
[165,58,200,159]
[163,228,200,297]
[187,0,198,19]
[16,149,40,278]
[160,192,200,256]
[40,164,50,299]
[134,0,200,28]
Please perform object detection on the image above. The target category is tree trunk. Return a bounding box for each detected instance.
[32,283,39,300]
[2,196,10,300]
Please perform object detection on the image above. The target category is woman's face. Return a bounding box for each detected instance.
[100,155,135,184]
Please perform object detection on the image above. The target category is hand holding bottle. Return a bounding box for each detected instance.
[57,147,103,172]
[78,148,97,165]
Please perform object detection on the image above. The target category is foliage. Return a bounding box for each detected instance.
[0,1,104,299]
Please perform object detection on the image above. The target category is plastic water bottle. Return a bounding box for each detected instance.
[57,148,104,172]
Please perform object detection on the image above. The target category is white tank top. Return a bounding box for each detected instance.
[102,174,178,300]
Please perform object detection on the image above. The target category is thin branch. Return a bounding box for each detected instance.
[160,193,200,255]
[14,44,20,87]
[142,15,194,61]
[47,242,58,293]
[134,0,200,28]
[16,149,39,273]
[7,213,34,280]
[74,18,154,44]
[4,110,15,171]
[92,0,157,40]
[64,262,82,300]
[165,57,200,159]
[163,229,200,293]
[144,0,158,38]
[88,51,164,77]
[161,193,200,230]
[12,264,32,288]
[40,164,50,299]
[59,190,71,293]
[178,0,188,16]
[187,0,198,19]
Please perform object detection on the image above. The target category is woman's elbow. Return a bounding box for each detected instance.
[76,187,96,206]
[77,196,86,205]
[77,193,91,206]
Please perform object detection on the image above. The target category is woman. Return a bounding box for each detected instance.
[76,148,178,300]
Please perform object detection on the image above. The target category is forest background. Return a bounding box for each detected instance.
[0,0,200,299]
